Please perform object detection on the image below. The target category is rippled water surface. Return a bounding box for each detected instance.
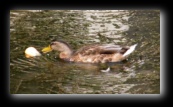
[10,10,160,94]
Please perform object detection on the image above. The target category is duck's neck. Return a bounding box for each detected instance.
[59,46,73,59]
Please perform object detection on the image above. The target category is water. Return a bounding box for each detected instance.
[10,10,160,94]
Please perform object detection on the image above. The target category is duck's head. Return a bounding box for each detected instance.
[42,41,71,53]
[42,41,73,59]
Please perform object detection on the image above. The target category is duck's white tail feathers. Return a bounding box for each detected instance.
[123,44,138,57]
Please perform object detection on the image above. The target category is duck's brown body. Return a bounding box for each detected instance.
[69,44,127,63]
[69,53,125,63]
[42,41,137,63]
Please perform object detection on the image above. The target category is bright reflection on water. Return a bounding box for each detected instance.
[10,10,160,94]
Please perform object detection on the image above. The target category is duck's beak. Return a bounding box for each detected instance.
[42,45,52,53]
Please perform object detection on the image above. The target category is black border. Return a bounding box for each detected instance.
[2,1,169,104]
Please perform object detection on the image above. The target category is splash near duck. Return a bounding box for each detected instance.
[42,40,137,63]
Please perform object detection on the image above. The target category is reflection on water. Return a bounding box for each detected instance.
[10,10,160,94]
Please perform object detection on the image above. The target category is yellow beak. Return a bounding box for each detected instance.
[42,45,52,53]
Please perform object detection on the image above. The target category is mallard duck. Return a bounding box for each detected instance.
[42,40,137,63]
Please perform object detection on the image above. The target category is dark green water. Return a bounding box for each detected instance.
[10,10,160,94]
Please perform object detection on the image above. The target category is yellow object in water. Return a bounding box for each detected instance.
[25,47,41,58]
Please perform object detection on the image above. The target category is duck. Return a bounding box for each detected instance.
[42,40,137,63]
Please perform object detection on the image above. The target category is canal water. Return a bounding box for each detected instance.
[10,10,160,94]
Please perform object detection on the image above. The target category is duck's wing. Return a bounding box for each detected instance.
[73,44,130,56]
[73,44,101,56]
[98,44,130,54]
[98,44,138,56]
